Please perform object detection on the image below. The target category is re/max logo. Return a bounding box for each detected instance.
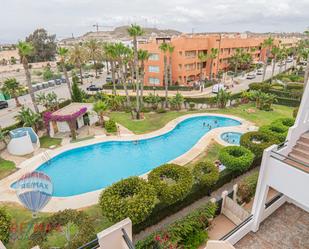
[21,182,50,190]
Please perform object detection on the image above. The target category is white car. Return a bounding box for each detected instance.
[212,83,226,93]
[256,69,263,75]
[286,58,293,63]
[246,73,256,79]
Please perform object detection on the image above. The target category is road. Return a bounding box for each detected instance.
[0,61,294,128]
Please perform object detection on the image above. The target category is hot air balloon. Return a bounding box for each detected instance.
[14,171,53,216]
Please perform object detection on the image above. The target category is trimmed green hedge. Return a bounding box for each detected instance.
[148,164,193,205]
[105,119,117,133]
[259,124,288,142]
[219,146,254,172]
[276,96,301,107]
[0,208,11,244]
[192,161,219,188]
[30,209,95,249]
[135,202,217,249]
[99,177,157,224]
[237,172,259,203]
[271,118,295,129]
[240,131,280,158]
[286,83,304,90]
[249,82,271,91]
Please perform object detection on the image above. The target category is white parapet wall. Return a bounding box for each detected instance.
[97,218,132,249]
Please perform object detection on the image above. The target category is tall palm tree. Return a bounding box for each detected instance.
[123,47,133,106]
[17,41,39,113]
[167,44,175,86]
[104,43,117,94]
[270,46,280,81]
[69,44,86,84]
[159,42,169,108]
[229,48,243,76]
[1,78,22,107]
[138,49,150,106]
[57,47,72,97]
[261,37,274,81]
[127,24,144,119]
[207,48,219,81]
[198,52,207,91]
[85,39,102,78]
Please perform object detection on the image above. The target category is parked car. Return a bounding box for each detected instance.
[0,101,8,109]
[212,83,226,93]
[86,84,102,91]
[54,79,62,85]
[286,58,293,63]
[246,73,256,79]
[48,80,55,87]
[60,77,66,83]
[256,69,263,75]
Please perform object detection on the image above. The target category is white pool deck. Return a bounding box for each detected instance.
[0,113,256,212]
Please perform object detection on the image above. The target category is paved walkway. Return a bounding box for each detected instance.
[235,203,309,249]
[133,167,259,241]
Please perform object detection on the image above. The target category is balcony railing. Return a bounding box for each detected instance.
[77,238,99,249]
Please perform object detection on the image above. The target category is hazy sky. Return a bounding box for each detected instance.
[1,0,308,43]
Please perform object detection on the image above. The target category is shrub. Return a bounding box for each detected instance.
[219,146,254,172]
[135,202,217,249]
[286,83,303,90]
[148,164,193,205]
[240,131,280,158]
[293,107,299,118]
[0,208,11,244]
[248,82,271,91]
[275,96,301,107]
[99,177,157,224]
[237,172,259,203]
[271,118,295,129]
[259,124,288,142]
[105,119,117,133]
[30,209,94,249]
[189,102,196,110]
[192,161,219,188]
[156,108,167,113]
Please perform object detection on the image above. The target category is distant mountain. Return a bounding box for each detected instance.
[60,26,182,44]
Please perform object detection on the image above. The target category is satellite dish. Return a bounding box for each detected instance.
[15,171,53,216]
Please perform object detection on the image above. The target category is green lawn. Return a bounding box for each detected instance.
[109,103,294,134]
[0,158,16,180]
[39,136,62,148]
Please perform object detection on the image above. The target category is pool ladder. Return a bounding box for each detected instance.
[42,151,52,164]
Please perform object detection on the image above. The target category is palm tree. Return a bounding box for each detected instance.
[17,41,39,113]
[127,24,144,119]
[167,44,175,86]
[104,43,117,94]
[207,48,219,81]
[57,47,72,97]
[229,48,243,77]
[1,78,22,107]
[270,46,280,81]
[85,39,102,78]
[93,100,109,126]
[123,47,133,106]
[138,49,150,106]
[69,44,86,84]
[15,106,41,132]
[198,52,207,91]
[261,37,274,81]
[159,42,169,108]
[216,89,231,108]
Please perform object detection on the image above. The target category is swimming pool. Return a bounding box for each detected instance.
[221,132,242,145]
[30,116,241,197]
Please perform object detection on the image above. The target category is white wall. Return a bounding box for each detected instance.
[7,134,34,156]
[97,218,132,249]
[57,121,70,133]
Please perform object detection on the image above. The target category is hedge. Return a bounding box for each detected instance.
[219,146,254,172]
[99,177,157,224]
[286,83,304,90]
[103,84,196,91]
[237,172,259,203]
[275,96,301,107]
[192,161,219,188]
[148,164,193,205]
[259,124,288,142]
[29,209,95,249]
[240,131,280,159]
[105,119,117,133]
[271,118,295,129]
[135,202,217,249]
[249,82,271,91]
[0,208,11,244]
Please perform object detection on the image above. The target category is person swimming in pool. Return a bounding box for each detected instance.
[203,122,206,127]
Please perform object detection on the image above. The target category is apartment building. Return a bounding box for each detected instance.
[139,34,299,86]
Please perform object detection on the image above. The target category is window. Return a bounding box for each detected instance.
[179,51,183,56]
[149,53,159,61]
[148,66,160,73]
[185,50,196,58]
[178,64,182,70]
[185,63,196,71]
[149,77,160,85]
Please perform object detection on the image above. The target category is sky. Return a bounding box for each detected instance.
[0,0,308,43]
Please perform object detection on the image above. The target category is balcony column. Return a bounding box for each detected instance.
[251,146,274,232]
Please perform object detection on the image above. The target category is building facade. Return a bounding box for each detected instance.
[139,34,299,86]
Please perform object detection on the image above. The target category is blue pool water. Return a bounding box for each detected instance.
[31,116,240,197]
[221,132,242,145]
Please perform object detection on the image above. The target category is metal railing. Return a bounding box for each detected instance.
[77,238,99,249]
[219,214,253,241]
[122,228,135,249]
[265,193,284,209]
